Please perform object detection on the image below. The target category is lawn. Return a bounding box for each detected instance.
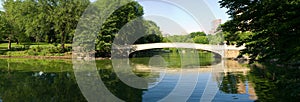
[0,43,23,49]
[0,43,72,49]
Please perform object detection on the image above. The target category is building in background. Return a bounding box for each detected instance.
[209,19,222,35]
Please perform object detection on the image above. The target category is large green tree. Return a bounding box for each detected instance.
[132,20,163,44]
[94,1,144,57]
[48,0,90,51]
[0,11,9,41]
[219,0,300,64]
[73,0,162,57]
[0,0,25,49]
[23,0,51,43]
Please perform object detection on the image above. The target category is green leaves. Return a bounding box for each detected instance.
[190,32,206,38]
[220,0,300,64]
[0,0,90,50]
[48,0,90,50]
[94,1,146,57]
[193,36,209,44]
[165,32,222,45]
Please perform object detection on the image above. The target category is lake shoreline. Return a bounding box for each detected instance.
[0,55,110,60]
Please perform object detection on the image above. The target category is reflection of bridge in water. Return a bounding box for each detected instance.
[132,60,254,101]
[113,43,251,101]
[133,60,250,75]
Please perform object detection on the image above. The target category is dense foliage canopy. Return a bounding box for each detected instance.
[0,0,90,51]
[220,0,300,64]
[0,0,163,57]
[95,1,163,56]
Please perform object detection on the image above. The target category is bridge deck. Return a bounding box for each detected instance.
[113,43,245,58]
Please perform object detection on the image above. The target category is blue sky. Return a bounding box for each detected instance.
[137,0,229,34]
[0,0,229,34]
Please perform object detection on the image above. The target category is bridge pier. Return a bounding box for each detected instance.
[224,50,242,59]
[224,44,246,59]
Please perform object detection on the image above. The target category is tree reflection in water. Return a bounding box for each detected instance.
[0,58,299,101]
[248,64,300,102]
[0,58,149,102]
[220,63,300,102]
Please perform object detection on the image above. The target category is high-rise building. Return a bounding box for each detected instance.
[209,19,222,35]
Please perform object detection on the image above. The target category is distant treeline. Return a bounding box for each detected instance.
[165,31,224,45]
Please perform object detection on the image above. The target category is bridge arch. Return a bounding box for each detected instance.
[129,43,226,57]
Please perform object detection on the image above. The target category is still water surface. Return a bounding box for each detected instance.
[0,52,299,102]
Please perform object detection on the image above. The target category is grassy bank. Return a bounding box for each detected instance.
[0,43,72,57]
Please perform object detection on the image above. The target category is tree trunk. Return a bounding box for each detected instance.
[61,32,65,52]
[8,36,11,50]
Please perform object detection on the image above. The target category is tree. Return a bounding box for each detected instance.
[22,0,50,43]
[49,0,90,51]
[223,31,253,45]
[164,32,209,44]
[190,32,209,44]
[219,0,300,64]
[190,32,206,38]
[1,0,25,49]
[0,0,89,50]
[193,36,209,44]
[94,1,144,57]
[0,11,11,44]
[133,20,163,44]
[207,33,224,45]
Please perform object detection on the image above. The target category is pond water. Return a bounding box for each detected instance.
[0,51,299,102]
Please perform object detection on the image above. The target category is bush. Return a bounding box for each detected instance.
[6,51,27,56]
[48,46,60,53]
[40,49,50,56]
[0,44,72,56]
[26,50,38,56]
[31,46,43,52]
[25,46,69,56]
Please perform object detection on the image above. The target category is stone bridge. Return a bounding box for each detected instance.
[113,43,245,58]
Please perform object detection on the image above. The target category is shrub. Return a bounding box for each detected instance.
[6,51,27,56]
[31,46,43,52]
[25,46,69,56]
[40,49,50,56]
[48,46,60,53]
[26,50,38,56]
